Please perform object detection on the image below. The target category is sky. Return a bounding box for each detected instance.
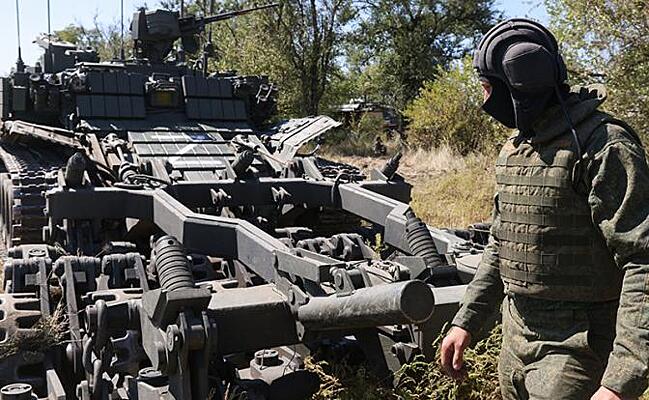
[0,0,548,75]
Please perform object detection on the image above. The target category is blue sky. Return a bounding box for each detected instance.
[0,0,548,75]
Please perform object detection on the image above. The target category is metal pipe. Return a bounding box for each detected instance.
[297,280,434,331]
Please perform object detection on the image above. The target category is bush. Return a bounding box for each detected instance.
[404,58,508,154]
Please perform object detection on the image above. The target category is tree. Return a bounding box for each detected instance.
[54,18,129,62]
[216,1,355,116]
[162,0,355,117]
[350,0,499,108]
[546,0,649,137]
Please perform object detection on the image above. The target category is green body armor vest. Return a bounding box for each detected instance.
[493,112,624,302]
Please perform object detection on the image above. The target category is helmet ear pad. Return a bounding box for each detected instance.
[502,42,559,93]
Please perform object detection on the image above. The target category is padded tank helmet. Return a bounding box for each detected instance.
[473,19,568,133]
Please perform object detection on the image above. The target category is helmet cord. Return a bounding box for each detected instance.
[554,85,585,189]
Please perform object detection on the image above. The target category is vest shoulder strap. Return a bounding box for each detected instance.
[577,111,643,151]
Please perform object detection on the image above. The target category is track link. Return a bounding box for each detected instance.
[0,144,63,248]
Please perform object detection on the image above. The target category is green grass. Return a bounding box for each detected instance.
[309,325,503,400]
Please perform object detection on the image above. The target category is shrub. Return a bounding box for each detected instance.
[404,58,508,154]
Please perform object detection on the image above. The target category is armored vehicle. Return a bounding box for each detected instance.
[0,4,484,399]
[334,98,404,135]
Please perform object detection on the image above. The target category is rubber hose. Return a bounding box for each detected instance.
[64,152,86,187]
[380,151,402,179]
[405,209,444,268]
[153,235,194,291]
[232,149,254,176]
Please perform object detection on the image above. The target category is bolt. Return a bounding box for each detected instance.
[165,325,182,353]
[254,349,280,367]
[27,248,45,258]
[0,383,33,400]
[138,367,166,386]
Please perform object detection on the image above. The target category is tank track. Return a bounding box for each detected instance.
[0,144,63,249]
[0,293,47,392]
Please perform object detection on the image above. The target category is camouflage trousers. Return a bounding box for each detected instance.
[499,294,618,400]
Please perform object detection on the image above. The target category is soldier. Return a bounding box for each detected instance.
[440,19,649,400]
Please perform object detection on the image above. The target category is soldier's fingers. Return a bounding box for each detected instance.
[452,342,464,370]
[439,339,455,374]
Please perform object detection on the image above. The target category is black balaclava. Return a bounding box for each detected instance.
[474,19,568,135]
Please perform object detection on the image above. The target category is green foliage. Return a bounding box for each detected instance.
[546,0,649,140]
[354,113,386,140]
[309,324,503,400]
[394,324,502,400]
[323,112,399,156]
[54,19,131,62]
[348,0,500,108]
[209,0,355,117]
[404,58,507,154]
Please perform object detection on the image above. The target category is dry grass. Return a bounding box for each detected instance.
[0,302,67,361]
[327,146,496,228]
[410,154,494,228]
[326,145,468,183]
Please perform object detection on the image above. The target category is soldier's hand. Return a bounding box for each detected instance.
[590,386,624,400]
[440,326,472,381]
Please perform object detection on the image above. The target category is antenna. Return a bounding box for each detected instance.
[120,0,125,60]
[201,0,214,75]
[47,0,52,40]
[178,0,186,63]
[208,0,214,40]
[15,0,24,72]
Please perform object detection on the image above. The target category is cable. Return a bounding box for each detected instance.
[554,85,584,187]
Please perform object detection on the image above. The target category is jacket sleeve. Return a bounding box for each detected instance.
[451,203,505,336]
[587,137,649,397]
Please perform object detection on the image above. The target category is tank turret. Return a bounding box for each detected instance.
[131,3,279,64]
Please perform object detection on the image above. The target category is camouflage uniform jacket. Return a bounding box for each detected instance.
[451,85,649,397]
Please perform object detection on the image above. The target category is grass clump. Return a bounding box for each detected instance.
[309,324,503,400]
[0,303,66,361]
[394,324,502,400]
[307,357,396,400]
